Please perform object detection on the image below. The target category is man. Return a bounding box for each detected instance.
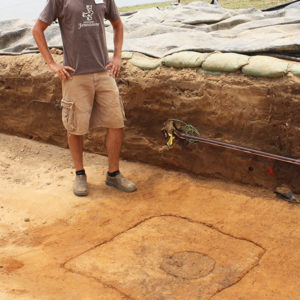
[32,0,136,196]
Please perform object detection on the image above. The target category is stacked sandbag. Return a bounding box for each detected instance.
[162,51,208,68]
[288,62,300,76]
[201,52,249,72]
[129,53,161,70]
[242,56,289,78]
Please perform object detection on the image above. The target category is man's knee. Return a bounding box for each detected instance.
[108,127,123,133]
[107,128,123,141]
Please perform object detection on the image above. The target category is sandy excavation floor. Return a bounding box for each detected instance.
[0,133,299,300]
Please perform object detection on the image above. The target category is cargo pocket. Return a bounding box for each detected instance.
[61,99,76,132]
[119,96,127,121]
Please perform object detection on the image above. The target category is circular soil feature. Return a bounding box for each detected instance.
[160,251,215,280]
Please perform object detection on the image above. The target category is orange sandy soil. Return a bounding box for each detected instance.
[0,133,299,300]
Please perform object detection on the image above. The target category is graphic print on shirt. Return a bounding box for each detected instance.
[83,5,94,21]
[79,5,99,29]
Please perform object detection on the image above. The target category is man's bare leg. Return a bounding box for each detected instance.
[68,133,84,171]
[106,128,122,173]
[105,128,137,192]
[68,133,88,196]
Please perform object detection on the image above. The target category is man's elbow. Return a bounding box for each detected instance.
[112,18,123,32]
[32,20,47,37]
[32,23,40,38]
[32,25,37,38]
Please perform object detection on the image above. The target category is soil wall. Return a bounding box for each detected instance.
[0,52,299,192]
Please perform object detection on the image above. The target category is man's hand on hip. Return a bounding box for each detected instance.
[49,62,75,81]
[105,56,122,78]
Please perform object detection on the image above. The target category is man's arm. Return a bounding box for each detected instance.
[32,20,74,80]
[105,17,123,78]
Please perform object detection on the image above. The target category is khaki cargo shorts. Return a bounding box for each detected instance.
[61,71,125,135]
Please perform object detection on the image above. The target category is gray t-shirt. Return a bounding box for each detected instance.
[39,0,120,75]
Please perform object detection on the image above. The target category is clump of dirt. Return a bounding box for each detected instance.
[0,258,24,274]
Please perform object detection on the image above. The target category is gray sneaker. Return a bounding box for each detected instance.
[105,173,137,193]
[73,174,88,197]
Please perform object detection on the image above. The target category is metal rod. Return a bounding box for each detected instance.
[177,132,300,166]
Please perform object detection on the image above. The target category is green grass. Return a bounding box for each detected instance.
[216,0,293,9]
[119,0,294,12]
